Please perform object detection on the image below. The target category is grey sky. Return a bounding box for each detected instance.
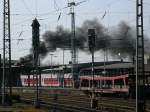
[0,0,150,64]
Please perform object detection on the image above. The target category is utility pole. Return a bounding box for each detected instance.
[31,18,40,108]
[136,0,145,112]
[67,0,88,88]
[2,0,12,105]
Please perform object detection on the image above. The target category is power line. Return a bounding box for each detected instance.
[53,0,59,11]
[107,0,122,7]
[22,0,34,16]
[35,0,38,17]
[127,0,150,6]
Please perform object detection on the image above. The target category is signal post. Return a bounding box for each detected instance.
[31,18,40,108]
[88,29,98,109]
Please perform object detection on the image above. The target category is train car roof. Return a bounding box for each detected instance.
[42,67,64,71]
[80,74,129,80]
[81,62,133,71]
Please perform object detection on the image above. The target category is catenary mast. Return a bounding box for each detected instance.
[136,0,145,112]
[68,0,78,87]
[2,0,12,105]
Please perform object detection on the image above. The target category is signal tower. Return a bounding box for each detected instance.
[31,18,40,108]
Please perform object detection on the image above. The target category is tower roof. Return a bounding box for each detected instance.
[31,18,40,28]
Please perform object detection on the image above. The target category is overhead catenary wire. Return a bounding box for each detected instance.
[107,0,122,7]
[2,0,150,18]
[127,0,150,6]
[35,0,38,17]
[7,11,150,33]
[22,0,34,16]
[54,0,59,11]
[6,0,150,20]
[7,10,150,18]
[1,0,150,61]
[57,12,62,21]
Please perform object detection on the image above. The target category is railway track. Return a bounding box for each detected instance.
[12,89,99,112]
[20,97,100,112]
[12,87,150,112]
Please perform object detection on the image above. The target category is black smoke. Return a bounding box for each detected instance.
[42,19,111,51]
[76,19,111,51]
[43,26,71,51]
[110,21,136,58]
[18,41,48,66]
[43,25,86,51]
[18,18,150,64]
[39,41,48,58]
[43,19,150,59]
[17,54,33,66]
[110,21,150,59]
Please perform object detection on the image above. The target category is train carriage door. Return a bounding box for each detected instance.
[50,71,52,87]
[123,77,126,88]
[28,74,30,87]
[112,79,114,89]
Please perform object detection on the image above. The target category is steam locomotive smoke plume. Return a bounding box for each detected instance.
[76,19,111,51]
[43,25,87,51]
[18,42,48,65]
[110,21,136,58]
[42,19,110,51]
[110,21,150,58]
[39,41,48,58]
[43,26,71,51]
[42,19,150,59]
[19,19,150,65]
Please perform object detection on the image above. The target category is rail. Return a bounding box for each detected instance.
[10,87,150,112]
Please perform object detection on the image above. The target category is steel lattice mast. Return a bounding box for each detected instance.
[136,0,145,112]
[2,0,12,105]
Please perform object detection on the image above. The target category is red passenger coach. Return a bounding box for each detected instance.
[79,74,129,94]
[21,68,73,88]
[79,62,134,96]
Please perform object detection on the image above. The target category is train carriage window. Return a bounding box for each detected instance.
[148,77,150,84]
[88,80,98,87]
[102,80,112,88]
[87,71,89,76]
[81,80,88,87]
[125,77,129,85]
[94,80,97,87]
[114,79,124,85]
[107,80,112,86]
